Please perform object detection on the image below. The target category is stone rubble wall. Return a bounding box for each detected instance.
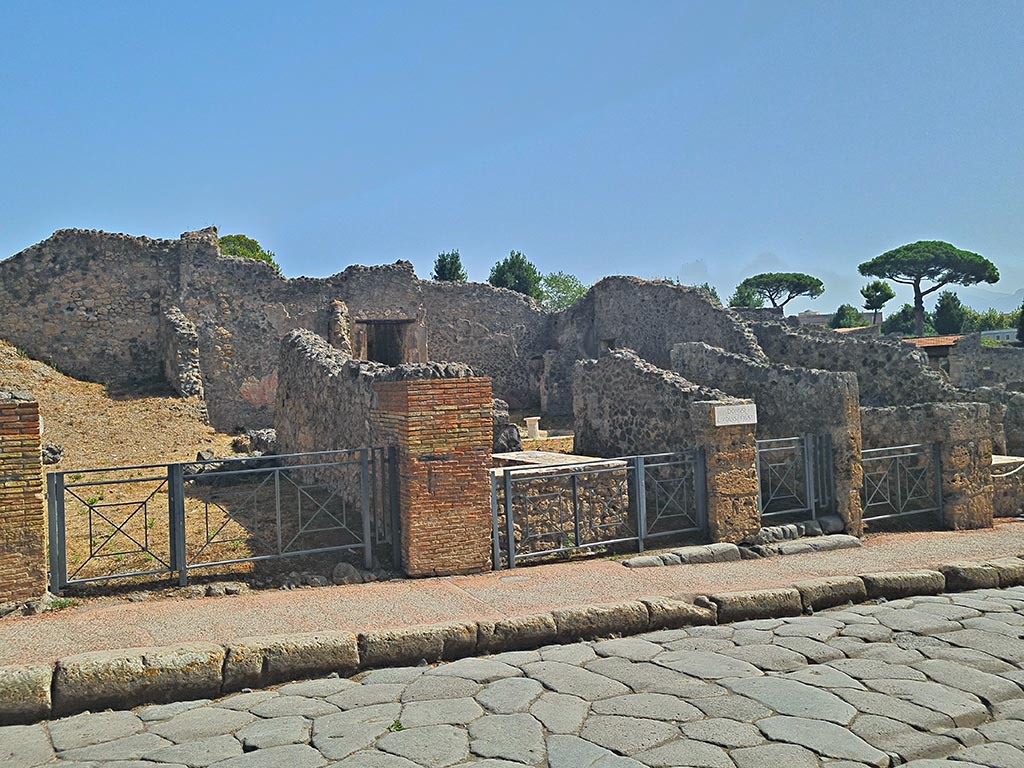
[671,342,864,535]
[160,306,205,404]
[992,458,1024,518]
[0,392,45,605]
[948,333,1024,390]
[860,402,994,530]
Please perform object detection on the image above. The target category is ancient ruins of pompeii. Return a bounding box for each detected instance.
[1,225,1023,592]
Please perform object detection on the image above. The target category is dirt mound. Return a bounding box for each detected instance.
[0,340,234,471]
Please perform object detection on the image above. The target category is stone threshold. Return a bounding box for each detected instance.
[1,556,1022,726]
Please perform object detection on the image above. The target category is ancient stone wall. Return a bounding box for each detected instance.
[992,458,1024,518]
[160,306,205,403]
[949,334,1024,390]
[542,279,766,415]
[0,392,45,605]
[860,403,994,530]
[671,342,863,534]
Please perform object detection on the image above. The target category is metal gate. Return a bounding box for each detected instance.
[861,443,941,523]
[756,434,834,521]
[492,450,707,568]
[47,447,398,591]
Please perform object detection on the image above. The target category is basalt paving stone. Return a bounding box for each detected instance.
[520,661,630,700]
[977,719,1024,748]
[660,637,735,652]
[590,692,702,722]
[401,697,484,727]
[584,657,729,698]
[912,658,1024,704]
[840,623,894,642]
[277,677,358,698]
[847,643,925,664]
[247,694,339,718]
[468,713,546,764]
[782,665,866,690]
[214,691,278,711]
[962,616,1024,636]
[719,643,809,672]
[358,666,428,685]
[539,642,599,665]
[579,714,679,755]
[49,710,145,751]
[425,657,523,683]
[917,645,1015,674]
[773,636,847,663]
[137,700,211,722]
[591,637,664,662]
[691,693,773,722]
[332,751,423,767]
[377,724,470,768]
[677,716,764,748]
[0,723,53,767]
[327,682,406,709]
[632,737,734,768]
[723,676,858,724]
[401,675,483,702]
[529,691,590,734]
[147,707,254,743]
[833,688,956,731]
[652,649,764,679]
[825,657,928,681]
[863,678,990,727]
[140,733,243,767]
[730,742,820,768]
[545,734,645,768]
[474,677,544,713]
[951,742,1024,768]
[57,732,173,763]
[235,715,311,749]
[850,714,960,762]
[210,743,327,768]
[757,716,888,767]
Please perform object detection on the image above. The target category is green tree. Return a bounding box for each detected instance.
[431,250,467,282]
[933,291,967,335]
[858,241,1000,337]
[881,303,936,337]
[962,307,1013,332]
[488,251,544,301]
[860,280,895,324]
[727,283,765,309]
[735,272,824,310]
[1018,299,1024,343]
[829,304,864,329]
[541,271,588,310]
[219,234,280,273]
[690,282,722,306]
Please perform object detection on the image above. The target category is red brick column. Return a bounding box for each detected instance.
[0,395,45,604]
[371,377,493,576]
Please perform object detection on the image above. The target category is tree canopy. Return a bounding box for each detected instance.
[219,234,280,273]
[858,241,999,337]
[541,271,587,311]
[727,283,765,309]
[829,304,864,329]
[431,250,467,282]
[860,280,895,324]
[735,272,824,309]
[882,303,936,337]
[933,291,967,335]
[488,251,544,301]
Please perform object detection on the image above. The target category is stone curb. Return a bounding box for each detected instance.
[2,554,1022,725]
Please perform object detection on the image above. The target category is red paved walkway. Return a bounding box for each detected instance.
[2,521,1022,665]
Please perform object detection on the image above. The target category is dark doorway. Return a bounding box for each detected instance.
[358,320,413,366]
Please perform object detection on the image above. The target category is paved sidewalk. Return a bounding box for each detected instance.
[4,586,1024,767]
[1,522,1022,666]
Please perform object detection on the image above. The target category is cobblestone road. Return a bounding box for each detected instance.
[4,586,1024,768]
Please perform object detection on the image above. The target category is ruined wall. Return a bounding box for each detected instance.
[0,392,45,605]
[671,342,863,533]
[160,306,205,403]
[949,334,1024,390]
[573,348,737,457]
[753,321,957,406]
[992,458,1024,518]
[860,403,994,530]
[0,228,553,431]
[542,278,767,415]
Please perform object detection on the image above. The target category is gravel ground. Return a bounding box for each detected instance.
[4,586,1024,767]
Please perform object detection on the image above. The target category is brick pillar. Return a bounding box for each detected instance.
[0,394,46,604]
[371,377,493,576]
[690,400,761,543]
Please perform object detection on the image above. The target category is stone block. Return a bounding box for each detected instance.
[793,576,867,612]
[54,643,224,716]
[711,588,802,623]
[551,601,650,642]
[859,570,945,600]
[0,663,51,725]
[706,542,742,562]
[359,622,476,669]
[224,632,358,691]
[642,597,717,630]
[938,562,1001,592]
[476,614,557,653]
[622,555,664,568]
[984,556,1024,587]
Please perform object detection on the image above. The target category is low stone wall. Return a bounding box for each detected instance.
[671,342,863,535]
[993,456,1024,518]
[860,403,994,530]
[0,392,45,605]
[949,334,1024,390]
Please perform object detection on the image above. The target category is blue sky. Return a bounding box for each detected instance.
[2,1,1022,314]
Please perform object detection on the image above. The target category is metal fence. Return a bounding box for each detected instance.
[47,447,397,591]
[756,434,834,522]
[861,443,941,523]
[492,450,707,568]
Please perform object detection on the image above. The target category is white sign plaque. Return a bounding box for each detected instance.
[714,403,757,427]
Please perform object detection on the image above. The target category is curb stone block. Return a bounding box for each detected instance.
[642,597,717,630]
[710,588,802,622]
[622,555,663,568]
[476,614,557,654]
[359,622,476,669]
[793,576,868,612]
[0,663,52,725]
[939,562,1001,592]
[984,557,1024,587]
[859,570,945,600]
[224,632,358,691]
[551,601,650,642]
[53,643,224,716]
[706,543,742,562]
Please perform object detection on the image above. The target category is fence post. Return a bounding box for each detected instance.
[504,469,516,569]
[168,464,188,587]
[695,448,709,538]
[47,473,63,593]
[933,442,944,521]
[490,472,501,571]
[634,456,647,552]
[803,434,818,518]
[360,449,373,570]
[571,473,581,551]
[387,446,401,566]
